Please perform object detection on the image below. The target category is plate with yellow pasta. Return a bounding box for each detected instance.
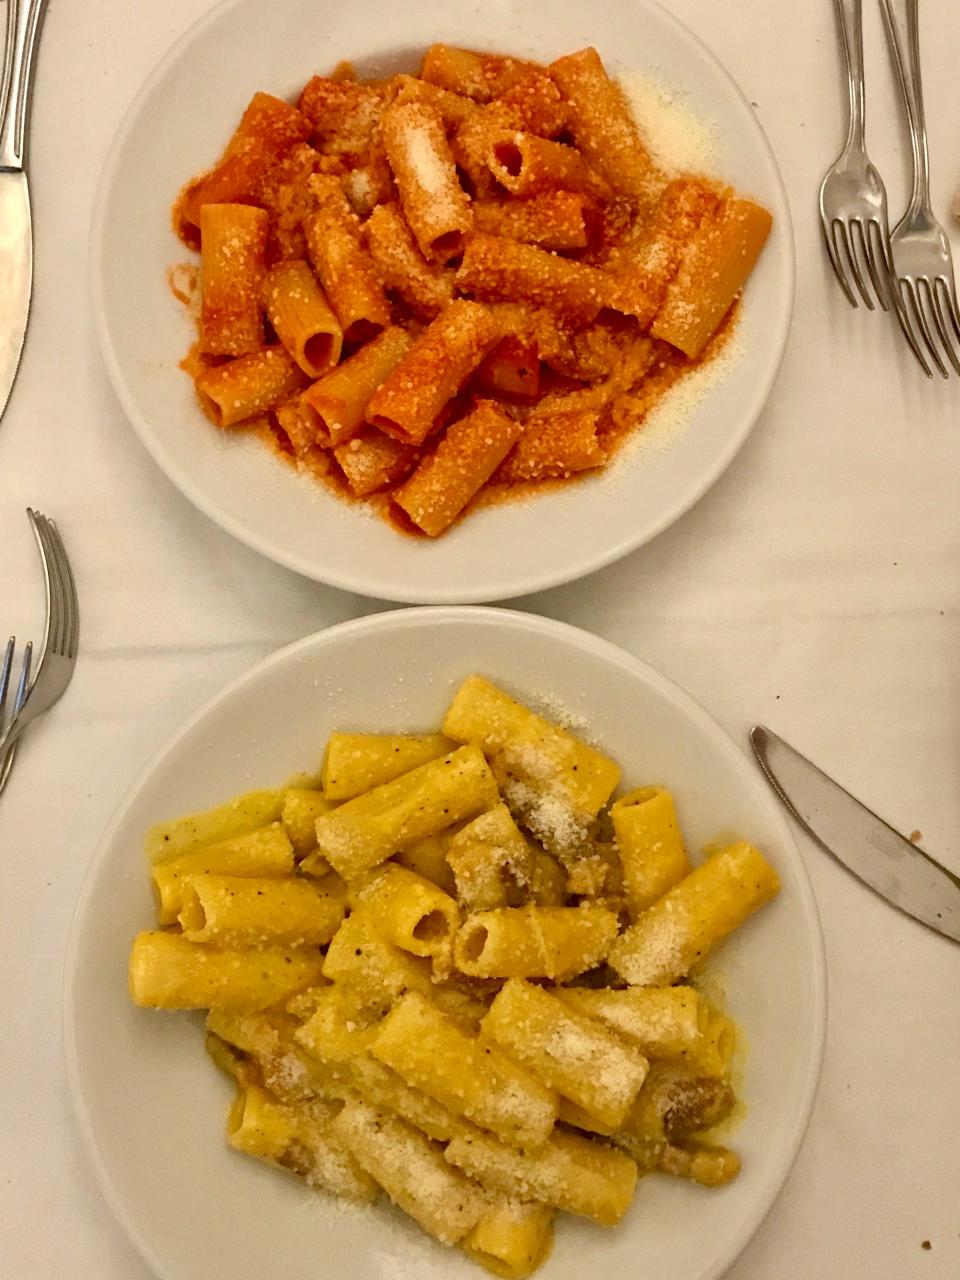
[92,0,793,602]
[66,607,825,1280]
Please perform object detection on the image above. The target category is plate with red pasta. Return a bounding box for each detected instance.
[92,0,793,601]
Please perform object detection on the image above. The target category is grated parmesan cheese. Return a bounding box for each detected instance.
[617,70,718,177]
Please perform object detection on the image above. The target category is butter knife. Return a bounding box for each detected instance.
[751,724,960,944]
[0,0,47,423]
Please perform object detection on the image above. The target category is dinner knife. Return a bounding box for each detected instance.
[0,0,47,424]
[751,724,960,944]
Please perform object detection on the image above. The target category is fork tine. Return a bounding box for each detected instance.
[0,637,13,721]
[861,220,891,312]
[836,219,874,310]
[0,639,31,797]
[823,216,858,307]
[927,279,960,376]
[35,515,67,654]
[938,276,960,347]
[903,278,948,378]
[12,642,32,710]
[47,520,79,658]
[27,508,52,664]
[875,238,934,378]
[851,219,886,311]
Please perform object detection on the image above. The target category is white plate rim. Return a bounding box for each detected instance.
[89,0,796,605]
[62,605,826,1280]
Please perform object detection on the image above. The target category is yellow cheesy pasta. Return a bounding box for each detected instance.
[372,992,558,1147]
[611,785,691,916]
[314,743,499,881]
[464,1200,554,1280]
[129,673,781,1275]
[151,822,295,925]
[321,730,455,800]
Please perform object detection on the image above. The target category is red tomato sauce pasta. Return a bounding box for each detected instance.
[171,45,771,538]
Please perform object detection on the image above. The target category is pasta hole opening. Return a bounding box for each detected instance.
[369,413,407,442]
[302,400,335,442]
[493,142,523,177]
[344,318,382,346]
[430,230,464,261]
[303,333,335,374]
[460,924,488,963]
[712,1020,736,1071]
[226,1091,248,1139]
[500,863,525,905]
[412,910,451,943]
[196,390,224,428]
[178,886,207,934]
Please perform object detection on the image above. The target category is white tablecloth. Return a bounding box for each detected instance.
[2,1,958,1275]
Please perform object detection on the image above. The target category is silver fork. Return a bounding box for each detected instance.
[0,508,51,791]
[819,0,932,375]
[879,0,960,378]
[0,511,78,780]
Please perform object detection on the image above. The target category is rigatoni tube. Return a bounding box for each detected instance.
[177,873,346,947]
[303,174,391,343]
[302,326,414,446]
[456,235,611,324]
[332,1100,488,1244]
[651,197,772,358]
[352,864,460,959]
[151,823,295,925]
[199,203,269,356]
[322,730,455,800]
[380,101,474,262]
[482,980,649,1130]
[262,259,343,377]
[554,987,706,1060]
[366,300,499,445]
[463,1201,555,1280]
[548,48,656,202]
[314,743,499,881]
[195,348,306,428]
[365,203,455,318]
[608,841,781,986]
[371,991,558,1147]
[227,1084,378,1201]
[445,1126,637,1226]
[128,931,324,1011]
[611,786,691,917]
[454,905,618,981]
[393,399,522,537]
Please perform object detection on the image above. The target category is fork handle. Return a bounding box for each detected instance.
[834,0,867,150]
[0,0,48,171]
[879,0,930,213]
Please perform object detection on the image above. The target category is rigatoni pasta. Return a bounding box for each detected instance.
[199,203,269,355]
[366,300,499,444]
[380,101,474,262]
[393,398,522,536]
[129,670,779,1267]
[171,44,772,538]
[303,173,391,343]
[262,259,343,377]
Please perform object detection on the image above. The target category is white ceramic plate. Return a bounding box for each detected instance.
[65,607,825,1280]
[92,0,794,604]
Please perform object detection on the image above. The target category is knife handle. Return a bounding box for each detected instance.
[0,0,48,171]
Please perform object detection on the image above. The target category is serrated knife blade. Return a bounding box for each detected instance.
[751,724,960,944]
